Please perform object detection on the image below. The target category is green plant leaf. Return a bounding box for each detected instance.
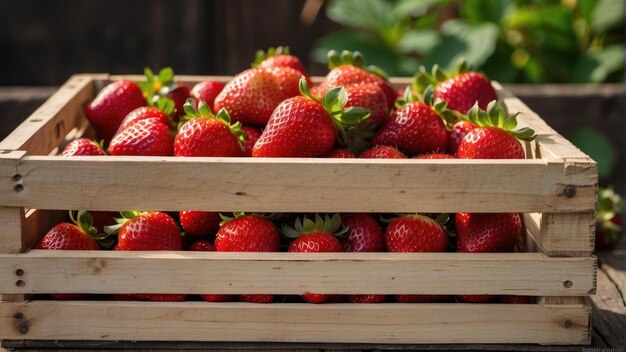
[567,128,616,178]
[390,0,454,19]
[572,45,625,83]
[322,87,347,113]
[158,67,174,85]
[460,0,513,24]
[326,0,394,32]
[591,0,624,34]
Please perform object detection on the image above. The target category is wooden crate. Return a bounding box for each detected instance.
[0,74,597,346]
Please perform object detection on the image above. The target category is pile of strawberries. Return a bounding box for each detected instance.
[42,47,534,304]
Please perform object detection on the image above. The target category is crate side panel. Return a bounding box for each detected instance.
[0,251,595,296]
[0,301,590,344]
[524,213,595,256]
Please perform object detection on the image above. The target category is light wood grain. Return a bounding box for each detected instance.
[0,250,595,296]
[21,209,66,252]
[590,268,626,347]
[524,213,595,256]
[0,156,596,213]
[0,301,590,344]
[0,208,23,255]
[0,75,97,155]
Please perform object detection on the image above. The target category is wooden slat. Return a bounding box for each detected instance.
[0,250,595,296]
[0,207,23,255]
[21,209,66,252]
[524,213,595,256]
[0,74,97,155]
[0,301,590,344]
[590,267,626,347]
[0,156,596,213]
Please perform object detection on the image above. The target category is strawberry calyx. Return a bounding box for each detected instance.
[412,57,472,94]
[326,50,389,80]
[137,67,178,106]
[218,212,278,226]
[282,214,347,239]
[252,46,291,67]
[456,101,536,141]
[597,186,624,244]
[179,99,247,144]
[103,210,142,235]
[68,210,98,237]
[395,86,456,128]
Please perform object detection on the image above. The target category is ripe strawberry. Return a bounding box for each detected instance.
[180,211,222,238]
[60,138,105,156]
[458,295,499,303]
[241,126,262,157]
[191,80,225,110]
[456,101,535,159]
[595,186,624,251]
[85,80,146,143]
[253,46,310,78]
[348,295,385,303]
[167,85,191,120]
[216,215,280,303]
[416,153,455,159]
[265,66,312,98]
[137,67,190,121]
[413,59,497,114]
[116,101,173,135]
[455,213,522,253]
[90,211,117,234]
[344,83,388,127]
[395,294,451,303]
[359,145,407,159]
[447,120,476,155]
[316,50,396,109]
[213,68,285,126]
[341,213,384,252]
[372,88,450,156]
[252,79,370,158]
[108,117,174,156]
[324,149,356,158]
[500,295,531,304]
[190,240,232,302]
[285,214,344,304]
[175,100,245,157]
[37,210,100,300]
[106,211,184,302]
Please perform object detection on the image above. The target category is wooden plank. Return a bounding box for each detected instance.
[0,301,590,344]
[523,213,595,256]
[0,251,595,296]
[0,157,596,213]
[0,207,23,255]
[598,250,625,302]
[0,75,97,155]
[589,269,626,348]
[21,209,66,252]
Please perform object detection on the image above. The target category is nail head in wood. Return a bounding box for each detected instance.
[12,174,22,182]
[563,319,573,328]
[14,312,24,320]
[563,280,573,288]
[0,149,10,154]
[15,268,24,276]
[15,279,25,287]
[18,323,29,334]
[563,185,576,198]
[14,184,24,192]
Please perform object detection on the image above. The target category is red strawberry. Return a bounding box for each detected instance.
[216,215,280,303]
[414,59,497,114]
[108,117,174,156]
[316,50,396,109]
[447,120,476,155]
[191,80,225,110]
[455,212,522,253]
[37,211,100,300]
[416,153,456,159]
[213,68,285,126]
[324,149,356,158]
[85,80,146,143]
[190,240,233,302]
[348,295,385,303]
[285,214,344,304]
[175,101,245,157]
[458,295,499,303]
[241,126,262,157]
[595,186,624,251]
[341,214,384,252]
[455,102,535,159]
[395,294,451,303]
[60,139,105,156]
[252,80,370,158]
[344,83,388,127]
[372,89,449,156]
[265,66,312,98]
[167,85,191,120]
[180,211,222,238]
[90,211,117,234]
[500,295,531,304]
[107,211,184,302]
[116,105,171,135]
[253,46,310,78]
[359,145,407,159]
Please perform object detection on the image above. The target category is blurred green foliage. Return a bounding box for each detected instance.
[313,0,625,83]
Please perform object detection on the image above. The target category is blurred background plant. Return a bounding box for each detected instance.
[313,0,624,84]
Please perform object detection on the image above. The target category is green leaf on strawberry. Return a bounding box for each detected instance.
[458,101,536,141]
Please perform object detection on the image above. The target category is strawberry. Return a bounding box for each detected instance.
[344,83,388,127]
[213,68,285,126]
[395,294,451,303]
[190,240,232,302]
[455,102,535,159]
[216,214,280,303]
[167,85,191,120]
[60,139,105,156]
[137,67,190,121]
[595,186,624,251]
[241,126,262,157]
[447,120,476,155]
[455,212,522,253]
[348,295,385,303]
[191,80,225,110]
[285,214,345,304]
[180,211,222,238]
[316,50,396,109]
[416,153,456,159]
[37,210,100,300]
[108,117,174,156]
[252,79,370,158]
[175,100,245,157]
[106,211,184,302]
[500,295,531,304]
[413,58,497,114]
[116,98,173,135]
[90,211,117,234]
[253,46,310,78]
[341,213,384,252]
[323,149,356,158]
[265,66,312,98]
[458,295,499,303]
[359,145,407,159]
[372,88,450,156]
[85,80,146,143]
